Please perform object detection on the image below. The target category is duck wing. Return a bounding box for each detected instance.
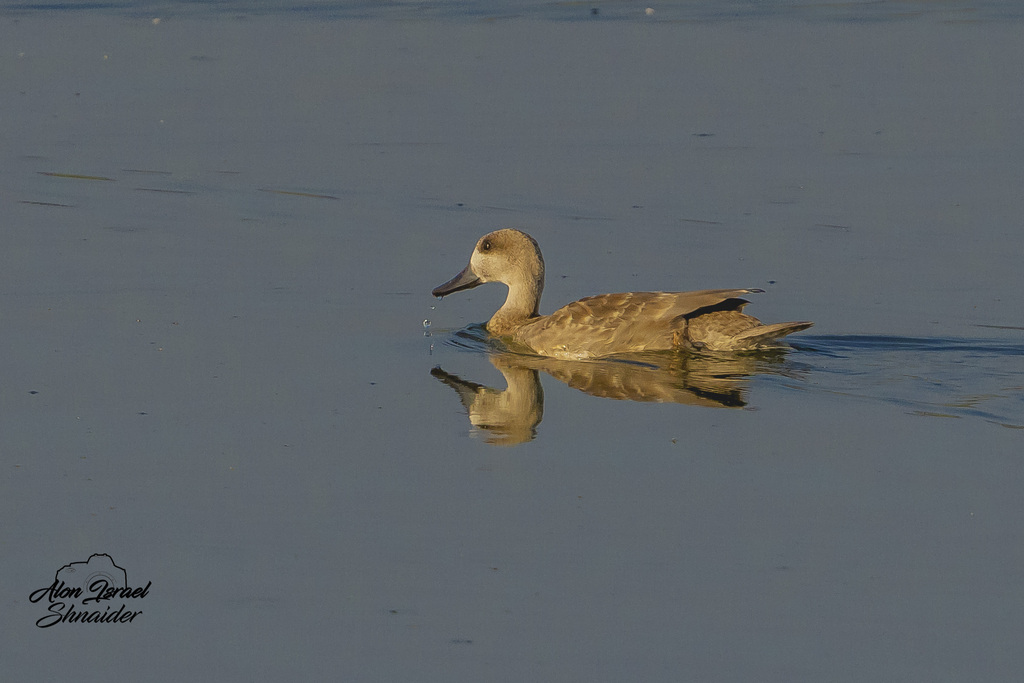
[516,289,761,358]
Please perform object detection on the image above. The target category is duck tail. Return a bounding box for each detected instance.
[733,320,814,346]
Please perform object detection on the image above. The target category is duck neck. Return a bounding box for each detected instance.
[488,273,543,336]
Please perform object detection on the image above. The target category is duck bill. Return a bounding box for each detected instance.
[432,264,482,298]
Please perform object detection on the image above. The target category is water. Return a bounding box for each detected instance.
[2,3,1023,681]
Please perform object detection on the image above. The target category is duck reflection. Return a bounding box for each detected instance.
[432,349,793,446]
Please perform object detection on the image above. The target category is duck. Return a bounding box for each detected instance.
[432,229,812,359]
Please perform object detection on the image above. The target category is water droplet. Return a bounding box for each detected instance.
[422,319,431,330]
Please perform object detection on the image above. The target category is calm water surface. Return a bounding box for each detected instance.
[2,2,1023,681]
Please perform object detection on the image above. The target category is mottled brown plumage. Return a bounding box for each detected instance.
[432,229,812,358]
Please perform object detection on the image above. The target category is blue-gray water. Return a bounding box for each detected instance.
[2,2,1023,681]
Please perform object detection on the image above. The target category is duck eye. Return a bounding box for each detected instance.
[481,240,492,252]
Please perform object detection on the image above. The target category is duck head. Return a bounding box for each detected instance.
[432,229,545,310]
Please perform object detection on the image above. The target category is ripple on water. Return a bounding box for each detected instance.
[789,335,1024,428]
